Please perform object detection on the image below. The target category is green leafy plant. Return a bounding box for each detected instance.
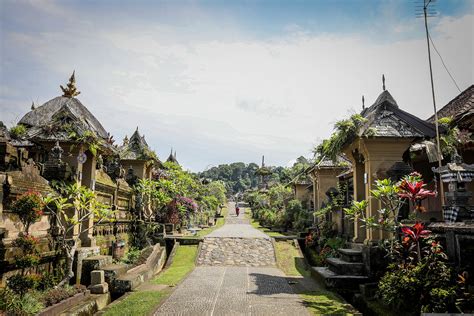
[0,288,44,316]
[438,116,474,159]
[43,182,115,287]
[120,247,141,265]
[378,239,455,314]
[344,172,435,233]
[68,129,103,156]
[315,114,367,161]
[7,274,42,296]
[9,124,27,139]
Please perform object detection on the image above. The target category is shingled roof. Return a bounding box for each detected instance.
[427,85,473,128]
[359,89,437,138]
[316,155,351,169]
[119,128,157,161]
[166,149,179,165]
[19,96,109,142]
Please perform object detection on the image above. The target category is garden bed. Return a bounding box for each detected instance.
[39,290,90,316]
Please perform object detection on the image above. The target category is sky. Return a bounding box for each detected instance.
[0,0,472,171]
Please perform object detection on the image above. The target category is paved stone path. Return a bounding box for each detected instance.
[197,238,275,267]
[155,203,309,316]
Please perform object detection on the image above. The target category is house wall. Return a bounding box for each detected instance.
[123,160,146,179]
[346,138,414,243]
[294,184,312,208]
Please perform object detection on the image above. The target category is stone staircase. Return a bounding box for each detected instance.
[197,237,276,267]
[80,244,166,294]
[312,247,369,292]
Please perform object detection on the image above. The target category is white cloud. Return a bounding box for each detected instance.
[0,2,472,170]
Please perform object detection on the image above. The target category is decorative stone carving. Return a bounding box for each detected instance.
[42,141,70,181]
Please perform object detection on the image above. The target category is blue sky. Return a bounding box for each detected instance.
[0,0,472,171]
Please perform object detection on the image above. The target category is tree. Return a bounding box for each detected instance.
[43,183,115,287]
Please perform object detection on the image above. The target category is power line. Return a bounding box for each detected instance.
[428,32,462,93]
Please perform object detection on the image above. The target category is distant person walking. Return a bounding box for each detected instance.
[235,204,240,217]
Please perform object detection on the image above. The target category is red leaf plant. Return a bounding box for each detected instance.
[401,222,431,242]
[398,172,436,212]
[401,222,431,262]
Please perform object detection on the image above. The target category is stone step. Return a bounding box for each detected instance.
[347,242,364,251]
[113,244,166,293]
[326,257,365,276]
[197,237,275,267]
[81,255,113,285]
[101,264,128,288]
[311,267,369,291]
[338,248,363,263]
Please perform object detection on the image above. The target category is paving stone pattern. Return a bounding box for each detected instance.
[199,206,274,266]
[197,237,275,267]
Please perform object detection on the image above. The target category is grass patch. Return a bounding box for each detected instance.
[102,289,170,316]
[301,291,356,315]
[153,245,198,286]
[103,244,198,315]
[274,240,310,277]
[273,240,356,315]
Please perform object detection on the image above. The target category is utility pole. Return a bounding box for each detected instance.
[423,0,445,209]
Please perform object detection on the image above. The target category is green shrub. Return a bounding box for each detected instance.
[422,287,458,313]
[42,285,85,307]
[323,237,345,250]
[294,211,311,231]
[378,264,420,312]
[0,288,44,316]
[37,271,65,291]
[13,254,40,270]
[9,124,27,139]
[7,274,41,295]
[285,199,303,225]
[120,247,141,265]
[378,259,453,313]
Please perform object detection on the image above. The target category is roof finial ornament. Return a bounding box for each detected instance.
[362,95,365,110]
[31,101,35,110]
[382,74,386,91]
[60,70,81,98]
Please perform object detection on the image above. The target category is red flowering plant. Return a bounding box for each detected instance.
[7,192,45,296]
[11,190,44,233]
[398,172,436,212]
[6,192,46,295]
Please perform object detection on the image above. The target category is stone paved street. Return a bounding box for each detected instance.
[206,207,269,238]
[154,203,310,315]
[155,266,309,316]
